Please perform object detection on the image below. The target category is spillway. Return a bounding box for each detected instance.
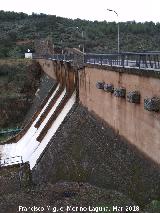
[0,84,76,169]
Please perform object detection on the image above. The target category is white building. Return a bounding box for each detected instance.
[25,49,33,59]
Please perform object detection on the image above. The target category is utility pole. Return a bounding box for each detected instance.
[107,9,119,53]
[82,31,85,53]
[76,27,85,53]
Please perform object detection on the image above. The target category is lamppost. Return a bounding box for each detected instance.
[107,9,119,53]
[82,31,85,53]
[76,27,85,53]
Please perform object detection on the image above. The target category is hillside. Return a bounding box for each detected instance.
[0,59,42,141]
[0,10,160,58]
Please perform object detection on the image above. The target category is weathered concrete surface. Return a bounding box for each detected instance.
[37,59,57,80]
[23,73,56,125]
[32,104,160,206]
[79,65,160,164]
[37,59,77,93]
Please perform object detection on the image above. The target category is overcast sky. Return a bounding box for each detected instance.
[1,0,160,23]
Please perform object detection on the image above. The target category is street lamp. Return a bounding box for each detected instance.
[76,27,85,53]
[107,9,119,53]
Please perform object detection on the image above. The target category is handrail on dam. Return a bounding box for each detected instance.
[33,53,84,68]
[33,51,160,70]
[85,52,160,70]
[0,155,23,167]
[33,54,73,62]
[0,128,22,136]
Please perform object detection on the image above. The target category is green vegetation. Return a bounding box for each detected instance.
[0,59,41,129]
[0,134,9,143]
[144,200,160,213]
[0,10,160,57]
[0,59,37,98]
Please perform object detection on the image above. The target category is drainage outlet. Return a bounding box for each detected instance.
[114,88,126,98]
[104,83,114,93]
[96,81,104,89]
[127,91,140,104]
[144,97,160,112]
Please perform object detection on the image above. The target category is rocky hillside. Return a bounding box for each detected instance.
[0,164,140,213]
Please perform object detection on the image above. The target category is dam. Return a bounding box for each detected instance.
[0,51,160,207]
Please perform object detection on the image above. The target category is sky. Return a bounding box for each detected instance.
[0,0,160,23]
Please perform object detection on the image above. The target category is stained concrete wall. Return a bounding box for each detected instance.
[37,59,57,80]
[37,59,77,95]
[79,64,160,165]
[36,59,160,164]
[32,104,160,205]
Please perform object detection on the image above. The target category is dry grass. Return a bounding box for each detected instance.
[0,58,32,66]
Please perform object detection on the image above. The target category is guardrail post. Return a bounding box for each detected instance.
[100,56,102,65]
[121,54,125,67]
[138,55,141,69]
[145,55,148,68]
[157,55,160,68]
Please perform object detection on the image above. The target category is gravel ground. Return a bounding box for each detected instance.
[0,181,141,213]
[32,104,160,209]
[0,94,159,212]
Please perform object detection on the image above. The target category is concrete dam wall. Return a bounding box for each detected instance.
[29,58,160,206]
[0,58,160,206]
[79,64,160,165]
[38,59,160,166]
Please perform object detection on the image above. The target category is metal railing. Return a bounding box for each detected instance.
[84,52,160,70]
[0,128,22,136]
[33,53,73,61]
[33,53,84,68]
[33,51,160,70]
[0,155,23,167]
